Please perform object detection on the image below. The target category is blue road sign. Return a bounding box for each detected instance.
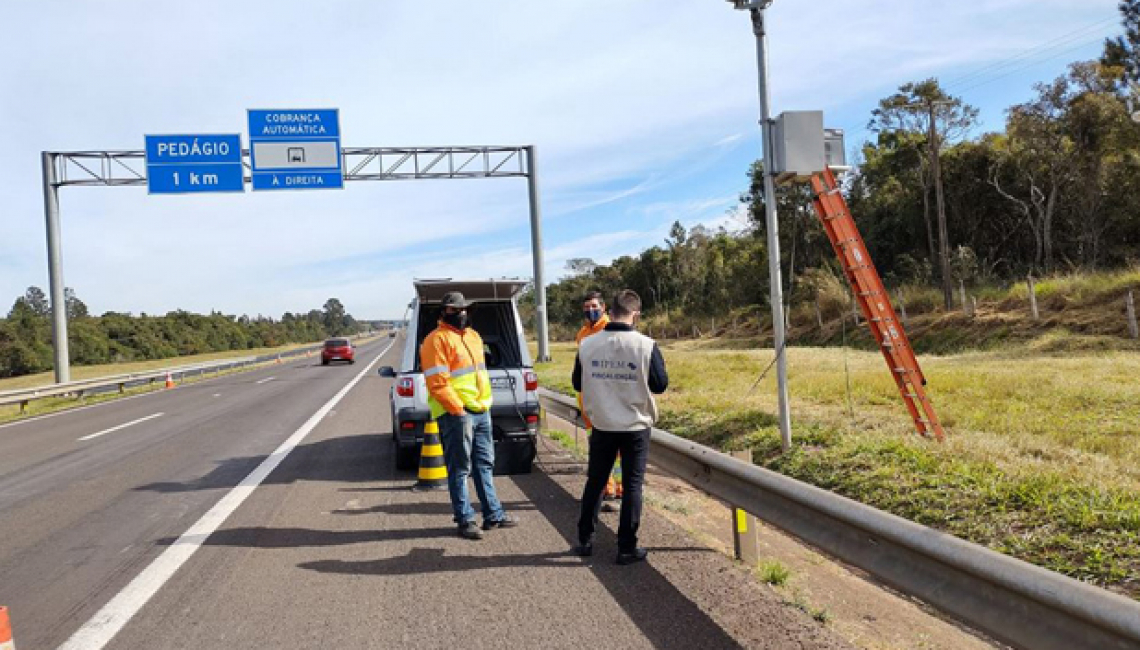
[144,134,244,194]
[247,109,343,191]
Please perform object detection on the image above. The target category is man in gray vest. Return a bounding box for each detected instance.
[571,289,668,565]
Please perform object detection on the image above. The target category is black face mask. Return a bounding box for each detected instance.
[442,311,469,330]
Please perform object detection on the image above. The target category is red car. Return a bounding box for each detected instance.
[321,338,355,365]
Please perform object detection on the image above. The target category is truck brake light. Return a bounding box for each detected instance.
[396,378,415,397]
[524,371,538,392]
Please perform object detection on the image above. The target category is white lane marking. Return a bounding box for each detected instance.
[57,339,396,650]
[0,390,156,431]
[255,376,276,385]
[0,341,388,433]
[212,393,222,398]
[77,413,165,442]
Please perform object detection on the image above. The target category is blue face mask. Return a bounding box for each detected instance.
[584,309,603,323]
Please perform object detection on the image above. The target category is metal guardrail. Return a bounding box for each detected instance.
[0,337,370,412]
[538,388,1140,650]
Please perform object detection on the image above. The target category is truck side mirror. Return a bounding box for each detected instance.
[378,366,397,378]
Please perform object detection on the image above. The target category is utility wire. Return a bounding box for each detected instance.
[943,17,1117,89]
[949,37,1112,95]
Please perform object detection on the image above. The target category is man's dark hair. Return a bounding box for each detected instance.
[583,291,604,305]
[610,289,642,318]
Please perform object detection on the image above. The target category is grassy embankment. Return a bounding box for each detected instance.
[637,266,1140,356]
[535,271,1140,599]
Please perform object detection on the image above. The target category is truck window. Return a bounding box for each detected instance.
[413,301,522,371]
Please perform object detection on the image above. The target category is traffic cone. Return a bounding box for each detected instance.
[1,606,16,650]
[412,420,448,491]
[164,372,175,389]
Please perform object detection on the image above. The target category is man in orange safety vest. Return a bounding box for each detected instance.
[576,291,621,511]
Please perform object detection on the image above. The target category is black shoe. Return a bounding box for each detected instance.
[482,514,519,531]
[458,522,484,540]
[616,548,648,565]
[571,542,594,557]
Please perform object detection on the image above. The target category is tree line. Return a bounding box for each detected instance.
[532,3,1140,331]
[0,286,362,378]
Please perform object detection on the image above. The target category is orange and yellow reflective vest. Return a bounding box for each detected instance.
[575,315,609,344]
[420,322,493,419]
[575,314,610,429]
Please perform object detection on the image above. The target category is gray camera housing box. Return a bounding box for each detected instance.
[772,111,847,184]
[772,110,824,185]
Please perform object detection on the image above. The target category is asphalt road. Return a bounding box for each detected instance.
[0,335,848,650]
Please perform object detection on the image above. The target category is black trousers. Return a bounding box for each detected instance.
[577,428,650,553]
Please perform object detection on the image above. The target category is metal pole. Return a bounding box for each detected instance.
[526,145,551,362]
[41,152,70,384]
[751,6,792,450]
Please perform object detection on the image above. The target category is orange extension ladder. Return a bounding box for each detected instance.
[809,168,945,441]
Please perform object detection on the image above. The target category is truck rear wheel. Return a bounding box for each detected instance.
[395,442,420,471]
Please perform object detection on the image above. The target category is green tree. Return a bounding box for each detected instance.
[1103,0,1140,84]
[869,79,979,307]
[23,287,49,317]
[65,287,89,320]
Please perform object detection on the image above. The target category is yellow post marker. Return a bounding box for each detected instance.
[730,450,760,567]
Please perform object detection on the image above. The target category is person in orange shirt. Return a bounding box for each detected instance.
[576,291,621,511]
[421,292,518,540]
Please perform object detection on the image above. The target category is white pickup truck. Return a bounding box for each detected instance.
[378,279,540,474]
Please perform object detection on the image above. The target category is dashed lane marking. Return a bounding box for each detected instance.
[56,339,396,650]
[77,413,165,442]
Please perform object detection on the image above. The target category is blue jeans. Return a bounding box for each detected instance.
[437,410,505,525]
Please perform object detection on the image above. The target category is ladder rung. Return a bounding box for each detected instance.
[858,291,881,297]
[845,265,871,272]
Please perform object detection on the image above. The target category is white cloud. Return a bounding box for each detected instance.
[0,0,1118,318]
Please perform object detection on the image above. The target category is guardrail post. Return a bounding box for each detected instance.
[1028,275,1040,320]
[1126,289,1138,340]
[730,449,760,567]
[118,383,125,394]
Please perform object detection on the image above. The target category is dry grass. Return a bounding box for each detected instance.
[536,335,1140,599]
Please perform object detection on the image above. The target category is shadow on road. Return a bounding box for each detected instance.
[327,500,539,517]
[134,433,391,493]
[156,526,456,548]
[138,424,743,648]
[299,462,741,649]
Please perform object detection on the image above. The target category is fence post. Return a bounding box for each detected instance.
[959,278,969,314]
[730,449,760,566]
[1127,289,1139,340]
[1028,276,1040,320]
[896,289,909,327]
[852,296,861,326]
[970,296,978,319]
[814,299,824,329]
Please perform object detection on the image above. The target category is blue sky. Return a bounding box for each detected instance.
[0,0,1121,319]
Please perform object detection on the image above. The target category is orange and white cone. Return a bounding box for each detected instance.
[164,372,175,389]
[1,606,16,650]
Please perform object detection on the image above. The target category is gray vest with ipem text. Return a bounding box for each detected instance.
[579,329,658,432]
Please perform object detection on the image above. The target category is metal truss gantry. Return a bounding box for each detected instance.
[40,145,551,382]
[47,146,531,186]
